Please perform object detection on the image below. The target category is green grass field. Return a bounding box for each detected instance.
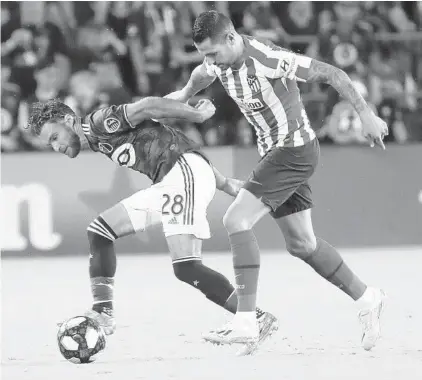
[2,247,422,380]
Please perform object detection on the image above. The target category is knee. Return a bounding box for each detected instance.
[173,260,200,283]
[223,209,253,233]
[87,217,116,246]
[285,234,317,259]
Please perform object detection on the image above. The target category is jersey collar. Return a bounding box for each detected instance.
[72,116,90,149]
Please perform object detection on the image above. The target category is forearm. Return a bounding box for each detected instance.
[182,64,216,99]
[127,97,205,125]
[307,60,371,115]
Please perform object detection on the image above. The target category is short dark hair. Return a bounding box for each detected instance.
[27,99,75,136]
[192,11,233,44]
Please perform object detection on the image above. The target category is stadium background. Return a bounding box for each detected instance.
[2,2,422,380]
[2,1,421,256]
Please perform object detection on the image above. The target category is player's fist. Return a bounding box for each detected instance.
[223,178,245,197]
[195,99,216,122]
[359,109,389,150]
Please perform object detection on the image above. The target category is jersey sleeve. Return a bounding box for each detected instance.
[203,59,217,77]
[89,104,135,136]
[247,38,312,82]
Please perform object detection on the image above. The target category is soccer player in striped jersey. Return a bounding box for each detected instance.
[27,96,277,355]
[167,11,388,351]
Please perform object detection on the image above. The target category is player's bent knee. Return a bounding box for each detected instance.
[286,235,317,260]
[172,259,202,283]
[87,216,118,245]
[222,209,253,233]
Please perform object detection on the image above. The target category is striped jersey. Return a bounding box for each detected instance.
[204,35,316,157]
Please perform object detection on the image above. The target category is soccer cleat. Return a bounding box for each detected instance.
[236,312,279,356]
[358,288,386,351]
[202,315,259,345]
[84,308,116,336]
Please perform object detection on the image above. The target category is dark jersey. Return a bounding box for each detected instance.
[81,104,201,183]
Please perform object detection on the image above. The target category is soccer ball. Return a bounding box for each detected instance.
[57,316,106,364]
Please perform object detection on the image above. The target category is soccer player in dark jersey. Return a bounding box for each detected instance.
[166,11,389,351]
[27,96,277,356]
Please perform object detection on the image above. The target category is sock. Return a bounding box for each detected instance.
[172,260,265,317]
[303,237,367,300]
[91,277,114,314]
[230,230,261,312]
[87,220,117,311]
[224,290,266,319]
[173,260,235,310]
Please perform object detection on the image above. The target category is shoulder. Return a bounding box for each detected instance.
[85,105,118,135]
[244,35,291,56]
[244,35,293,71]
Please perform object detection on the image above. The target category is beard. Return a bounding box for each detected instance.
[66,133,82,158]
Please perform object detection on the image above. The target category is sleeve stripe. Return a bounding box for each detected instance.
[247,39,280,70]
[123,104,135,129]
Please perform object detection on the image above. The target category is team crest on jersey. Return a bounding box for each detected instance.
[247,75,261,93]
[104,118,121,133]
[98,142,114,154]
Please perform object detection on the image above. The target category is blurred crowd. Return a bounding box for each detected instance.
[2,1,422,153]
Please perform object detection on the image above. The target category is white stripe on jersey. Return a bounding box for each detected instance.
[235,67,273,156]
[250,57,289,147]
[301,108,316,141]
[292,123,305,147]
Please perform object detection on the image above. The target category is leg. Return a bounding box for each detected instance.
[161,153,241,314]
[274,198,386,350]
[164,153,278,349]
[208,141,321,346]
[167,234,238,313]
[223,188,271,315]
[275,208,367,300]
[86,188,161,334]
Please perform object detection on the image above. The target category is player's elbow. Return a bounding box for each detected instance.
[328,67,349,87]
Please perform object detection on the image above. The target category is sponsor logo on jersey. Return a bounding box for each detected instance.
[237,98,265,112]
[247,75,261,93]
[279,59,290,73]
[111,143,136,167]
[98,142,114,154]
[104,118,121,133]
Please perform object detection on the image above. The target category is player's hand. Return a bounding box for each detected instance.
[222,178,245,197]
[195,99,216,122]
[359,110,389,150]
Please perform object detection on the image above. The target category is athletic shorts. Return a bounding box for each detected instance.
[120,152,216,239]
[243,138,320,219]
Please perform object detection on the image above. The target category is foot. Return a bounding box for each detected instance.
[85,307,116,336]
[203,313,259,345]
[236,312,279,356]
[358,288,386,351]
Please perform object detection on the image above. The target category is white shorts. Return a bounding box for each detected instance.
[120,152,216,239]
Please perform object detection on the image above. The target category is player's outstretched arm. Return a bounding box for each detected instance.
[306,60,369,115]
[165,63,216,104]
[212,165,244,197]
[305,59,389,149]
[125,96,214,126]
